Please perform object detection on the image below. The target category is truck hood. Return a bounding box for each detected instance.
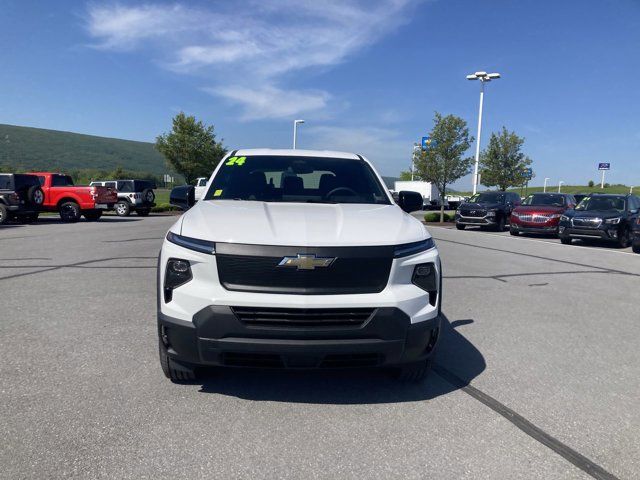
[567,209,622,219]
[178,200,428,246]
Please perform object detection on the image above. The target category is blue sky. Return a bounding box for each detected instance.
[1,0,639,189]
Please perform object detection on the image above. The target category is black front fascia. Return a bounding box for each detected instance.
[215,243,394,295]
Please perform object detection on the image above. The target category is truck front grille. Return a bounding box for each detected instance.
[517,214,552,223]
[232,307,375,328]
[216,243,393,295]
[572,217,602,228]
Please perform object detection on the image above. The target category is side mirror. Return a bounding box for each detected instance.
[398,191,423,213]
[170,185,195,211]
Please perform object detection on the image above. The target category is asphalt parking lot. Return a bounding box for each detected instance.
[1,216,638,479]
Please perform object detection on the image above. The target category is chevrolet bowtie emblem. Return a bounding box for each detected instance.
[277,254,336,270]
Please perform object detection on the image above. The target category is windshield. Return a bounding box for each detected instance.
[468,192,505,204]
[522,194,565,207]
[204,155,390,205]
[575,196,625,212]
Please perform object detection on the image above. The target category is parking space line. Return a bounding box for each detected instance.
[433,237,640,278]
[434,365,620,480]
[427,225,637,257]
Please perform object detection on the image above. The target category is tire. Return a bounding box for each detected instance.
[0,204,8,225]
[115,201,130,217]
[395,356,434,382]
[617,229,630,249]
[510,227,519,236]
[28,185,44,206]
[18,213,39,224]
[142,188,155,204]
[159,339,196,382]
[59,201,81,223]
[136,208,150,217]
[83,211,102,221]
[560,236,572,245]
[633,241,640,254]
[455,223,466,230]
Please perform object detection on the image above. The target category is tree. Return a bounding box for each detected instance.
[399,170,413,181]
[156,112,226,184]
[414,112,473,222]
[588,180,595,188]
[479,127,532,191]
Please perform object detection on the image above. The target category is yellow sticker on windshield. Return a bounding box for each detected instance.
[225,156,246,166]
[213,189,223,197]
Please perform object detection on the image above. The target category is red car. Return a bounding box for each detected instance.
[510,193,577,236]
[32,172,117,222]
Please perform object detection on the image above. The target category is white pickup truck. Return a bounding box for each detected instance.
[158,149,442,382]
[194,177,208,201]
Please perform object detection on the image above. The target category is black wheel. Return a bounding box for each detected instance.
[136,208,150,216]
[633,241,640,254]
[395,357,434,382]
[142,188,155,204]
[59,201,81,222]
[618,229,631,248]
[28,185,45,206]
[560,236,572,245]
[83,211,102,221]
[510,227,519,236]
[495,216,506,232]
[115,201,130,217]
[455,223,466,230]
[18,213,39,224]
[159,339,196,382]
[0,204,8,225]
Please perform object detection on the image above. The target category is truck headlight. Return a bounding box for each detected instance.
[605,217,621,225]
[560,215,570,222]
[412,262,438,306]
[394,238,435,258]
[164,258,192,302]
[167,231,215,254]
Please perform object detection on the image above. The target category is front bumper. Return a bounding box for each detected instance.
[159,307,441,369]
[511,222,559,234]
[455,214,497,225]
[559,226,619,241]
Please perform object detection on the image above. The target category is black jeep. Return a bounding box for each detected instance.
[0,173,44,224]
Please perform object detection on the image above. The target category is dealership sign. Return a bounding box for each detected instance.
[598,163,610,170]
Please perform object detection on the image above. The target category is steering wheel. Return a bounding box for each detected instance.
[325,187,358,198]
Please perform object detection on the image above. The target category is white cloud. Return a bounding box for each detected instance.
[207,85,330,120]
[84,1,422,119]
[305,125,411,175]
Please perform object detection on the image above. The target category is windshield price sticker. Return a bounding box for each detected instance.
[225,156,246,166]
[213,189,223,197]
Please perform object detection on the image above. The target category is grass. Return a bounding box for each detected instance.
[0,123,166,175]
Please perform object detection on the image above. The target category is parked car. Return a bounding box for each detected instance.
[510,193,576,236]
[159,149,441,382]
[455,191,521,231]
[0,173,44,224]
[33,172,117,222]
[194,177,208,201]
[558,194,640,248]
[90,179,156,216]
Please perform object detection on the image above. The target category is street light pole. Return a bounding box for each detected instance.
[558,181,565,193]
[292,119,305,149]
[467,71,501,195]
[411,144,420,181]
[544,177,550,193]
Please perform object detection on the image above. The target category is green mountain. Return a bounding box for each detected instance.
[0,124,166,175]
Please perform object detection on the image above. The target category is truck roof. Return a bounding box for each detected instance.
[232,148,360,160]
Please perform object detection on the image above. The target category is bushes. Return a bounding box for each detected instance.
[151,203,179,213]
[424,212,452,222]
